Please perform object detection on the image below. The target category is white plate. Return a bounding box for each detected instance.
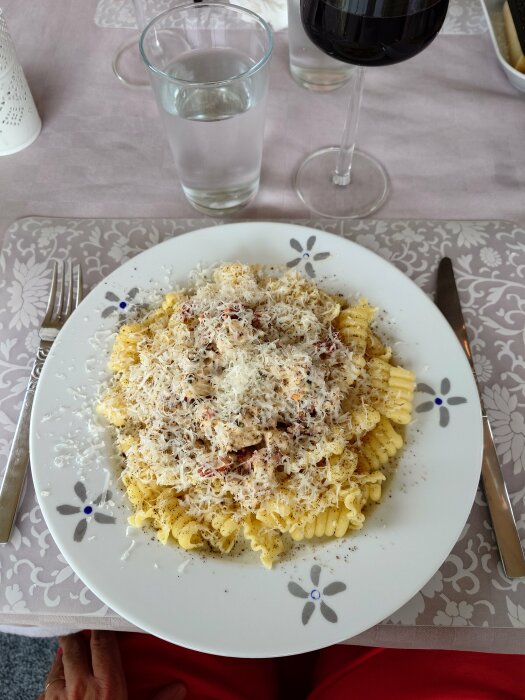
[30,222,482,658]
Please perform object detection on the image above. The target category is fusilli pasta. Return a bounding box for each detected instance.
[98,264,415,567]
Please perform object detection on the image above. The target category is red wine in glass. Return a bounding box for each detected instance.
[294,0,449,219]
[300,0,449,67]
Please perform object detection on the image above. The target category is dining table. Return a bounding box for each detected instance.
[0,0,524,656]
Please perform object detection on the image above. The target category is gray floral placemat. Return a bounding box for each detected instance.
[0,217,524,642]
[94,0,488,35]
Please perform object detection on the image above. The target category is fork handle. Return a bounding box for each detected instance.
[481,415,525,578]
[0,342,52,543]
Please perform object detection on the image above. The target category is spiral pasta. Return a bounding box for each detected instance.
[98,264,415,567]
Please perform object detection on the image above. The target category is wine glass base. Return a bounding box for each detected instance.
[294,147,390,219]
[112,34,150,89]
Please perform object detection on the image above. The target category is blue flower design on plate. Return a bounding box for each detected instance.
[56,482,116,542]
[416,378,467,427]
[288,565,346,624]
[102,288,139,320]
[287,237,330,278]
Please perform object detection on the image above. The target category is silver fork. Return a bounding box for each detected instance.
[0,261,84,543]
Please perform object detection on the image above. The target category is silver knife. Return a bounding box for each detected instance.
[436,257,525,578]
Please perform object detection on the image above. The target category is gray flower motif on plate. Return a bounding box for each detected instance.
[101,287,139,321]
[416,378,467,427]
[288,565,346,625]
[56,482,116,542]
[286,236,330,278]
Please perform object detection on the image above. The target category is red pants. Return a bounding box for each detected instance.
[110,633,525,700]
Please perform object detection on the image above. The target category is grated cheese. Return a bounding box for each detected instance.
[97,263,414,567]
[103,264,358,516]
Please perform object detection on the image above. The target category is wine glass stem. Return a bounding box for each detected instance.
[333,66,365,187]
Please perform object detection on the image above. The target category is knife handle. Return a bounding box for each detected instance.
[481,416,525,578]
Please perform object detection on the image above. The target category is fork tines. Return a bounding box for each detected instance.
[42,261,84,329]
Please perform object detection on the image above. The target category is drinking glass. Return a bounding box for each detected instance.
[113,0,174,88]
[287,0,352,91]
[140,2,273,215]
[295,0,449,218]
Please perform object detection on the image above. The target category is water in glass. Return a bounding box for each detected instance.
[160,47,267,213]
[288,0,353,91]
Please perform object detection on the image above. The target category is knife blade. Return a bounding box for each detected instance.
[436,257,525,578]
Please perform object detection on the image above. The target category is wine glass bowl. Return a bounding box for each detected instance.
[295,0,449,219]
[300,0,449,67]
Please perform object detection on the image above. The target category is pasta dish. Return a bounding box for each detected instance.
[98,263,415,567]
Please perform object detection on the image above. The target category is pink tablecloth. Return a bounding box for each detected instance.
[0,0,524,652]
[0,0,524,244]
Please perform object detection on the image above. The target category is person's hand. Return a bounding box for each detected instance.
[38,631,186,700]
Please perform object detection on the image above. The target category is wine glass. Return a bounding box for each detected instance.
[295,0,449,218]
[113,0,174,88]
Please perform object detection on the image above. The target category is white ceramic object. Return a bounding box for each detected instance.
[480,0,525,92]
[0,10,41,155]
[30,223,483,657]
